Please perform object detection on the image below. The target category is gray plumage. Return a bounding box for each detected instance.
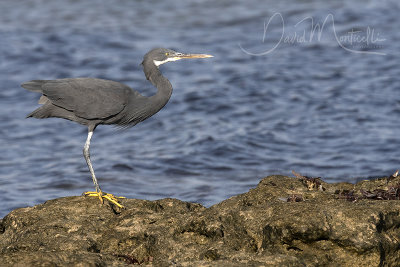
[22,48,180,131]
[23,78,150,129]
[21,48,213,204]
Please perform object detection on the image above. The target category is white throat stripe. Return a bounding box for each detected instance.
[153,57,181,66]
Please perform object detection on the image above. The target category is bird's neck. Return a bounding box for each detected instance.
[145,63,173,113]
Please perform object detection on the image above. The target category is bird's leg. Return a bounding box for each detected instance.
[83,131,103,203]
[83,131,101,193]
[82,130,125,209]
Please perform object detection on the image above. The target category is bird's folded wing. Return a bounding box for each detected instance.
[41,78,131,120]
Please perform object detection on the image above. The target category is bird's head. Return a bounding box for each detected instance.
[143,48,213,68]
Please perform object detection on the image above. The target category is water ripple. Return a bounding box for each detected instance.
[0,0,399,217]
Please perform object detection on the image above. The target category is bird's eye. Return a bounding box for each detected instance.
[165,52,169,56]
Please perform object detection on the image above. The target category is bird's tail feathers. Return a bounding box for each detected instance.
[26,105,51,119]
[21,80,46,93]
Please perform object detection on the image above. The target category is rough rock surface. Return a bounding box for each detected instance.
[1,175,400,266]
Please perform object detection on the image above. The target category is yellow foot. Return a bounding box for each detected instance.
[83,191,125,208]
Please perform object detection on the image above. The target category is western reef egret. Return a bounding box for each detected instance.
[22,48,213,208]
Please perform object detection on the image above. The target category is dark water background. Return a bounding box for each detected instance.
[1,0,399,217]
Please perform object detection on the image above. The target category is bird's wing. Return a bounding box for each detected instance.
[41,78,134,120]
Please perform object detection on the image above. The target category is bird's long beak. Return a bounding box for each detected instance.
[176,53,213,59]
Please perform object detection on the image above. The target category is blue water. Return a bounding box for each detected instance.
[1,0,399,217]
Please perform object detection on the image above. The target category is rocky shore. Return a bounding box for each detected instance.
[1,174,400,266]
